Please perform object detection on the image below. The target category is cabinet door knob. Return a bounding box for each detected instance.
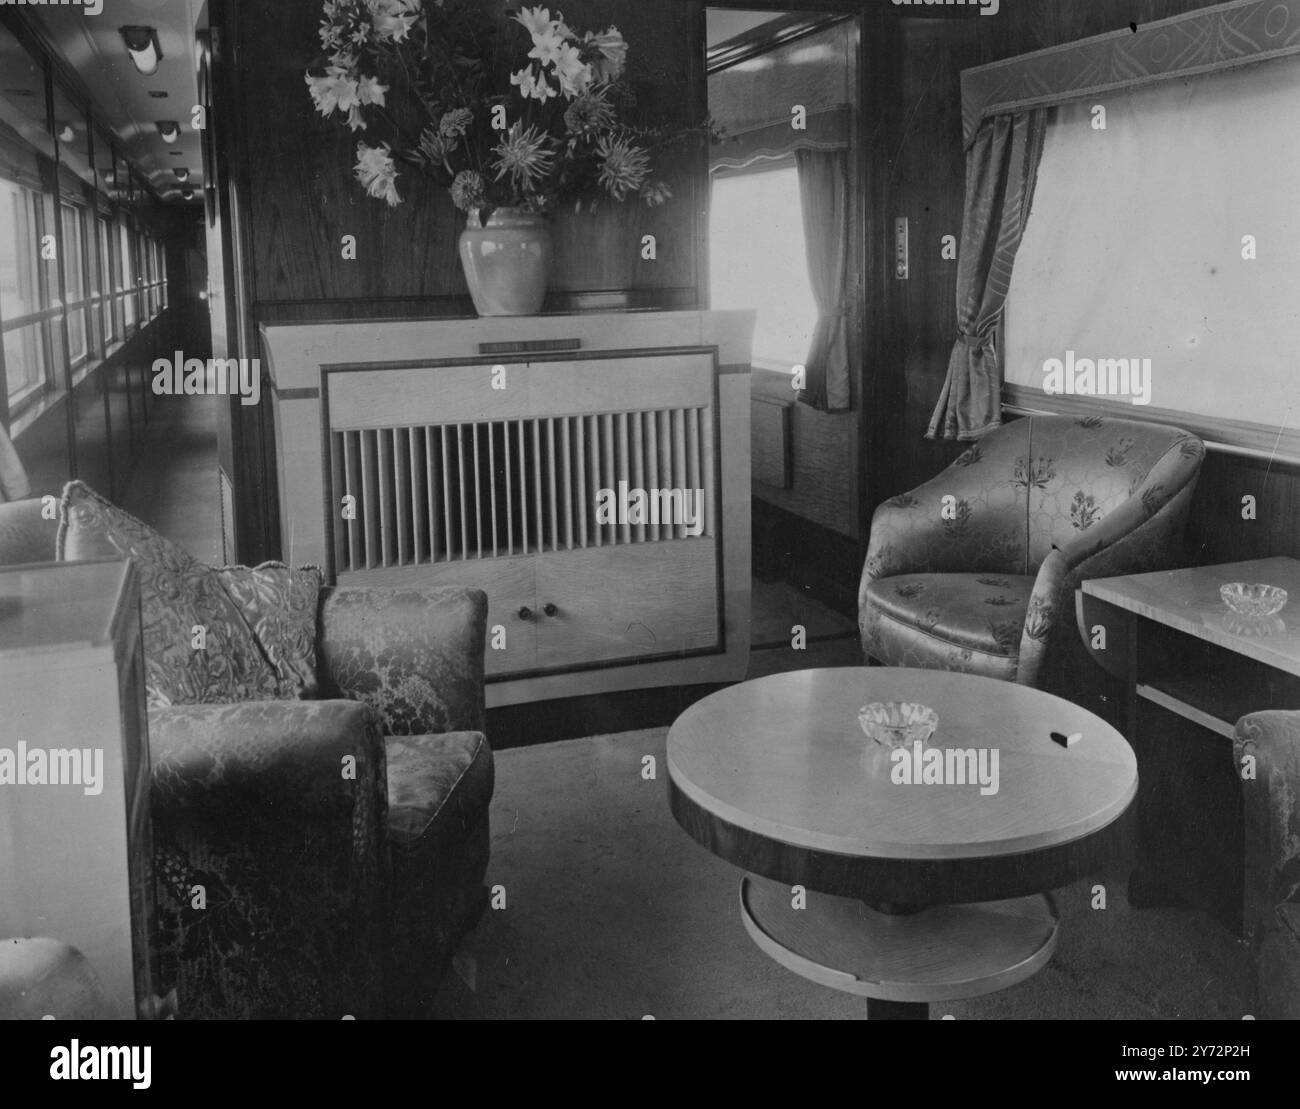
[543,602,558,617]
[517,606,534,621]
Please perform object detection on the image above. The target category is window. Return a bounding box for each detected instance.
[98,217,116,344]
[61,204,87,365]
[118,221,135,330]
[0,177,49,409]
[708,163,820,371]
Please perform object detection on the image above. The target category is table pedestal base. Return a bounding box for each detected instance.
[739,874,1060,1019]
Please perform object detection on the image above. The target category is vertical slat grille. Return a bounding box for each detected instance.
[331,406,713,572]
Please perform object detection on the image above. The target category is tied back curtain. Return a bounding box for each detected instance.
[795,147,851,411]
[927,108,1047,441]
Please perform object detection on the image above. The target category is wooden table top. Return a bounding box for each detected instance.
[1081,556,1300,678]
[667,667,1136,864]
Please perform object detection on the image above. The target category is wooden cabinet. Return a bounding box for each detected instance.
[0,559,159,1019]
[263,311,753,706]
[1079,557,1300,936]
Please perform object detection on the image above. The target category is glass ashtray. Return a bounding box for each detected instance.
[858,702,938,748]
[1220,582,1288,618]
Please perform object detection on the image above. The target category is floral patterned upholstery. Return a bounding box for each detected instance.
[860,416,1204,690]
[385,731,493,1017]
[1235,711,1300,1020]
[57,481,284,708]
[0,492,493,1020]
[149,699,387,1019]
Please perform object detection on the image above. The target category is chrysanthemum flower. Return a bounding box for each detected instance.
[596,135,649,200]
[439,107,474,138]
[492,122,556,191]
[451,170,487,212]
[563,92,615,137]
[354,141,402,206]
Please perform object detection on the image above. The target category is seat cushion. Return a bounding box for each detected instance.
[861,573,1036,681]
[385,731,493,850]
[384,731,493,1015]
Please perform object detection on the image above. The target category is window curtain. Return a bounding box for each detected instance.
[795,147,851,411]
[926,109,1047,440]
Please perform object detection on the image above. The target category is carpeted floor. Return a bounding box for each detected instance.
[428,728,1253,1020]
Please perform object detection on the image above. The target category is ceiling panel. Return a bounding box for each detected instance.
[27,0,206,205]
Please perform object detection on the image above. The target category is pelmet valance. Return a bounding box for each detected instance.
[710,104,851,172]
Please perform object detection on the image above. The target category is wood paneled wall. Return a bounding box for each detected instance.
[877,0,1300,563]
[225,0,705,321]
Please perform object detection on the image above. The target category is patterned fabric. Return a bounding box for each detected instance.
[217,562,323,698]
[861,573,1035,682]
[56,482,281,709]
[318,586,488,736]
[385,731,493,847]
[860,416,1204,690]
[1235,710,1300,1020]
[148,698,388,1020]
[927,109,1048,441]
[961,0,1300,147]
[385,731,493,1017]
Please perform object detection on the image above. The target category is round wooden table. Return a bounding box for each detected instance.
[667,667,1137,1018]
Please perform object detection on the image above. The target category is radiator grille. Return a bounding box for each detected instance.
[330,408,714,572]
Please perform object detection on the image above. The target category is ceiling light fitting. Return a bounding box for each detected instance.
[120,27,163,77]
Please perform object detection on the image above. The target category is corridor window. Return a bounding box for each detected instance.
[61,205,87,365]
[709,163,820,371]
[99,218,116,343]
[0,177,48,408]
[119,222,136,331]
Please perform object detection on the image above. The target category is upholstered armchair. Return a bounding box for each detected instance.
[0,492,492,1019]
[1235,711,1300,1020]
[859,415,1204,691]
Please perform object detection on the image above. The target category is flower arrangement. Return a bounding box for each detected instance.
[305,0,677,218]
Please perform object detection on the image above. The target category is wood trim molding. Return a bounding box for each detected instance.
[962,0,1300,146]
[707,12,852,74]
[1001,384,1300,467]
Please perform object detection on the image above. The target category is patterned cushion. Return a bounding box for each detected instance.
[217,563,323,698]
[861,572,1036,681]
[56,481,280,708]
[384,731,493,849]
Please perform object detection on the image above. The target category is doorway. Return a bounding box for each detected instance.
[704,7,863,647]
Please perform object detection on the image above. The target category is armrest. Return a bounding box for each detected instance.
[0,497,58,566]
[147,698,389,1018]
[1235,711,1300,947]
[316,586,487,736]
[149,698,387,832]
[1017,438,1202,687]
